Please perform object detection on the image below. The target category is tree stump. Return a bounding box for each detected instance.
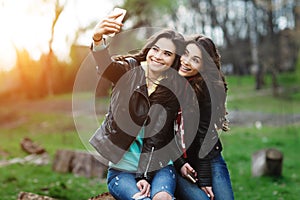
[17,191,57,200]
[251,148,283,177]
[52,149,74,173]
[52,149,108,178]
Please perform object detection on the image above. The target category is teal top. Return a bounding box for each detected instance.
[109,128,144,172]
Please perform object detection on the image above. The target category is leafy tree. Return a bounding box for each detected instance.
[120,0,179,28]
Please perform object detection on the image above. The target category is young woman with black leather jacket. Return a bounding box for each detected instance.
[89,12,187,200]
[174,35,234,200]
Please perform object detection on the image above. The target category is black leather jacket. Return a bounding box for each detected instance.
[174,75,225,187]
[89,48,182,182]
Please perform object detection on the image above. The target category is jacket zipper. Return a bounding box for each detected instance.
[144,146,154,178]
[136,85,152,179]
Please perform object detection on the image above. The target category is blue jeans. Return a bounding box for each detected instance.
[107,165,176,200]
[175,154,234,200]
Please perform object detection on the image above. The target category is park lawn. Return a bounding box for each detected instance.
[0,99,108,200]
[0,72,300,199]
[1,164,107,200]
[221,125,300,200]
[226,73,300,114]
[1,120,299,199]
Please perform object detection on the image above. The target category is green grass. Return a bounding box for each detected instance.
[221,125,300,199]
[0,107,106,200]
[0,112,83,158]
[1,164,107,200]
[0,72,300,199]
[226,73,300,113]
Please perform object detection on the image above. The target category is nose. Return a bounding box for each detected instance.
[154,50,163,59]
[181,56,190,65]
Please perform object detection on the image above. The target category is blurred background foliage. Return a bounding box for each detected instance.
[0,0,299,100]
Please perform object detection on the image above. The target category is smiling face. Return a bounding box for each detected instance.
[146,37,176,78]
[178,43,203,77]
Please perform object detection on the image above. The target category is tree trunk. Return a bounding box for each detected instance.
[44,0,63,97]
[271,69,280,96]
[255,65,265,90]
[294,2,300,32]
[267,0,280,96]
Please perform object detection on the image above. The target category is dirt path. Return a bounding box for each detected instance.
[227,110,300,126]
[1,96,300,128]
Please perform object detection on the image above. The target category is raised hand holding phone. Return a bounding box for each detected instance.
[92,8,126,44]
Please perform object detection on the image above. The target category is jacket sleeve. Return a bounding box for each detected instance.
[91,48,129,84]
[196,159,212,187]
[174,156,187,172]
[195,95,214,186]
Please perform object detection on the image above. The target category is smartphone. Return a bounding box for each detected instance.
[108,7,127,37]
[186,171,197,183]
[112,7,127,23]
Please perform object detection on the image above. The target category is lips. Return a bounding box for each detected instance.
[180,65,191,72]
[150,58,163,65]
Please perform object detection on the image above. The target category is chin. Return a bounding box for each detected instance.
[178,70,188,77]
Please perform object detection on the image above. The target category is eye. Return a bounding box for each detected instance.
[151,46,159,51]
[183,50,188,56]
[192,58,200,64]
[164,51,173,57]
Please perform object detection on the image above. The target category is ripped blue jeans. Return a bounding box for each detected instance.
[107,165,176,200]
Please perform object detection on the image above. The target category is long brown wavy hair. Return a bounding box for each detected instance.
[186,34,229,131]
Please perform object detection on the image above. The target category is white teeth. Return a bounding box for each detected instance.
[181,65,191,71]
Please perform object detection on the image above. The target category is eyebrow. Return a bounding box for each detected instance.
[185,49,202,60]
[193,55,202,60]
[153,45,174,55]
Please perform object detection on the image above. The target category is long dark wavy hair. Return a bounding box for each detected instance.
[186,34,229,131]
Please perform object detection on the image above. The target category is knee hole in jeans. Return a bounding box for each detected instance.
[153,191,172,200]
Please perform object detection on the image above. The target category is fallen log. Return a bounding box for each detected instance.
[17,191,116,200]
[20,137,46,155]
[88,192,115,200]
[17,191,57,200]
